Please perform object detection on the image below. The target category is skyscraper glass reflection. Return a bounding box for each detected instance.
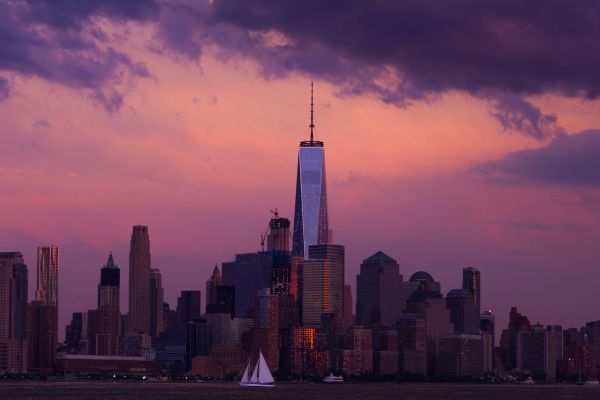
[292,84,329,257]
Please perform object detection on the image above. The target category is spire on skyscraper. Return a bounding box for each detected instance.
[105,251,117,269]
[310,80,315,143]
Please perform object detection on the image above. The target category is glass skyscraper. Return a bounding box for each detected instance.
[292,84,329,257]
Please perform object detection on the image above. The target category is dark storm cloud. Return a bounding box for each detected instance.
[481,90,566,140]
[0,0,156,111]
[476,130,600,187]
[200,0,600,138]
[2,0,599,128]
[21,0,159,30]
[209,0,600,97]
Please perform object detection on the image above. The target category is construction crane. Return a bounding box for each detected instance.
[260,209,279,251]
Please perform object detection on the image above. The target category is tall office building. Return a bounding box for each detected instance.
[221,261,236,286]
[480,310,495,373]
[28,300,58,373]
[185,317,211,372]
[500,306,531,371]
[403,277,454,375]
[343,284,354,329]
[268,214,291,252]
[397,314,428,375]
[150,268,164,338]
[480,310,495,345]
[88,307,120,356]
[301,244,344,327]
[445,289,479,334]
[98,252,120,311]
[436,334,484,377]
[462,267,481,315]
[292,83,329,257]
[176,290,202,335]
[94,253,121,355]
[31,246,59,374]
[268,215,293,296]
[35,246,59,306]
[128,225,151,334]
[234,252,272,318]
[64,312,83,351]
[546,324,563,379]
[356,251,405,328]
[252,288,280,371]
[205,265,221,310]
[0,252,28,373]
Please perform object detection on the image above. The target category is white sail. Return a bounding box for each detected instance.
[240,360,250,384]
[249,358,259,383]
[257,351,274,384]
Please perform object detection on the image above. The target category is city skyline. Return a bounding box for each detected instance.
[3,0,600,356]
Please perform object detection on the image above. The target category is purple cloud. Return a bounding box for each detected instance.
[476,130,600,186]
[208,1,600,98]
[0,0,156,111]
[481,90,566,140]
[1,0,598,130]
[191,0,600,137]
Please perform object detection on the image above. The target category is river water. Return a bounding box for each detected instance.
[2,381,600,400]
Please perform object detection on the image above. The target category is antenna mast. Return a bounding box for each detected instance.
[310,81,315,143]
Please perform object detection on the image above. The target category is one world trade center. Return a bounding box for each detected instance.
[292,83,330,257]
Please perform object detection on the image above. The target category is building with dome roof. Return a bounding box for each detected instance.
[405,270,441,296]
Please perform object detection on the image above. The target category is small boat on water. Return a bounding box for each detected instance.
[521,377,535,384]
[323,373,343,384]
[240,350,275,387]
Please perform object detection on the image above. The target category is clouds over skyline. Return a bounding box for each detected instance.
[0,0,155,111]
[2,1,600,334]
[1,1,599,136]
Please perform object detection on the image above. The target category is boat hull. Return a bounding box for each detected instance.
[240,383,276,387]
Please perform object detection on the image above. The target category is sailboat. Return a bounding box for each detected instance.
[240,350,275,387]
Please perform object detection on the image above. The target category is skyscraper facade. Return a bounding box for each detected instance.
[301,244,344,327]
[205,265,222,310]
[95,252,121,356]
[252,288,280,371]
[356,251,405,328]
[343,284,354,329]
[268,215,293,296]
[35,246,59,306]
[292,85,329,257]
[31,246,59,374]
[98,252,120,311]
[268,215,291,252]
[0,252,28,373]
[176,290,202,335]
[27,300,58,373]
[233,252,272,318]
[462,267,481,315]
[185,317,211,372]
[445,289,479,334]
[128,225,151,334]
[150,268,164,339]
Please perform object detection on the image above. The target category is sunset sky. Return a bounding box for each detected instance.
[2,1,600,336]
